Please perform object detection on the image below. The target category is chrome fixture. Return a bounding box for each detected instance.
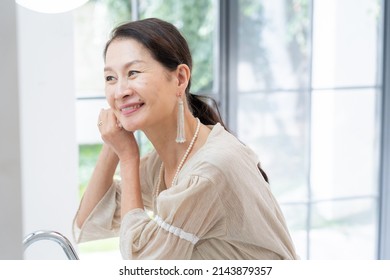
[23,230,79,260]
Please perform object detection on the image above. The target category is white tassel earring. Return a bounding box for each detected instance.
[176,95,186,143]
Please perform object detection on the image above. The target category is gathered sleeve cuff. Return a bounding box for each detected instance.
[119,175,226,260]
[73,181,122,243]
[72,153,155,244]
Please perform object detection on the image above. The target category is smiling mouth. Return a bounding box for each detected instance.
[120,103,144,114]
[121,104,142,111]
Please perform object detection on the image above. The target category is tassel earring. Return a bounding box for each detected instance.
[176,95,186,143]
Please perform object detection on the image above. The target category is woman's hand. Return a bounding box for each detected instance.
[98,108,140,163]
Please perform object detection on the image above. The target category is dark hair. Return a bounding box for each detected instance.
[104,18,269,183]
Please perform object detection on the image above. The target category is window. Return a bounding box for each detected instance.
[232,0,383,259]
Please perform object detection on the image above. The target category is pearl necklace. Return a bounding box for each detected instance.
[154,118,201,198]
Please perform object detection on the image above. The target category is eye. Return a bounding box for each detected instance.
[128,70,141,77]
[105,75,116,82]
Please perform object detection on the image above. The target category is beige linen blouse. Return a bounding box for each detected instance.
[73,123,298,260]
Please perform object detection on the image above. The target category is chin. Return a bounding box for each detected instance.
[122,123,137,132]
[120,118,141,132]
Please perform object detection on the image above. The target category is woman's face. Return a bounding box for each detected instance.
[104,38,180,132]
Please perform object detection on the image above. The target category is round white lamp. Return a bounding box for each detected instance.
[15,0,90,14]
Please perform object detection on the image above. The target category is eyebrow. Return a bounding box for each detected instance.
[104,60,146,72]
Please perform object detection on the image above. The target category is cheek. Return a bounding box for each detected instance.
[134,78,149,90]
[105,86,115,108]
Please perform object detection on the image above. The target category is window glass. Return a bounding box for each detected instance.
[139,0,217,93]
[237,91,309,203]
[312,0,381,88]
[236,0,382,260]
[280,203,308,259]
[310,199,377,259]
[76,99,107,144]
[237,0,310,92]
[311,89,379,199]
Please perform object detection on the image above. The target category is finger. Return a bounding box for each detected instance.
[97,109,104,128]
[97,109,109,128]
[107,109,122,130]
[112,110,123,129]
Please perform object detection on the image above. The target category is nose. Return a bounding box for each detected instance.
[114,78,133,99]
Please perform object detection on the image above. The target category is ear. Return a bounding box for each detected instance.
[176,64,191,93]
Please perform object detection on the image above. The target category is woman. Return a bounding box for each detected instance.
[73,18,298,260]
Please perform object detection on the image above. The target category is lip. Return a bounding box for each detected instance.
[119,102,144,116]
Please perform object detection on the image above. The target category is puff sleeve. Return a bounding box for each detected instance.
[73,181,121,243]
[73,153,154,243]
[119,175,226,259]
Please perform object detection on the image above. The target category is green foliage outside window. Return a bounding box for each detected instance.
[78,144,102,197]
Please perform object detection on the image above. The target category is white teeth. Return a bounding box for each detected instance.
[122,104,141,111]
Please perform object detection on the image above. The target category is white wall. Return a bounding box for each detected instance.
[0,0,23,260]
[17,6,79,259]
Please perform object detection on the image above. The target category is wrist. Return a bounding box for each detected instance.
[100,144,120,162]
[119,156,140,167]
